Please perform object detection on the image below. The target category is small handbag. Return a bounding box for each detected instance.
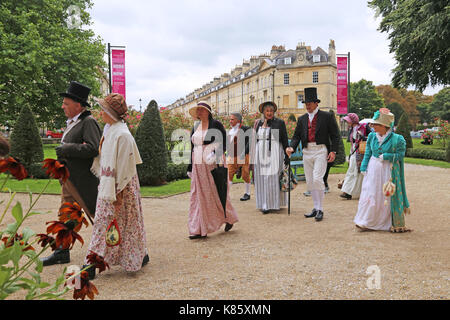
[105,218,121,247]
[358,141,366,154]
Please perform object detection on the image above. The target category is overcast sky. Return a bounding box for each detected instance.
[88,0,443,110]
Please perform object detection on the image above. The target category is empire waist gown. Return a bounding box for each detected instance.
[188,127,238,236]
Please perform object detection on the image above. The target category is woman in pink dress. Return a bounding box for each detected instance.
[186,101,239,239]
[83,93,148,279]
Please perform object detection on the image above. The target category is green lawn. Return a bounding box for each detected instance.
[412,137,446,150]
[1,140,447,197]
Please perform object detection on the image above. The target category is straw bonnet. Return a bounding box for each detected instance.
[188,101,212,119]
[371,108,395,128]
[258,101,278,113]
[96,93,128,121]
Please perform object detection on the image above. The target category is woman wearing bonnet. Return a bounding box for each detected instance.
[353,108,411,233]
[252,101,289,214]
[186,101,239,239]
[83,93,149,279]
[340,112,368,200]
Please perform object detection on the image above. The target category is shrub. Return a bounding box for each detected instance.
[447,143,450,162]
[9,105,44,170]
[166,162,189,181]
[160,110,193,151]
[27,163,50,179]
[406,148,447,161]
[135,100,168,185]
[396,112,413,149]
[334,136,347,165]
[288,114,297,122]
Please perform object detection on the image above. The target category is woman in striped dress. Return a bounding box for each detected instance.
[252,101,289,214]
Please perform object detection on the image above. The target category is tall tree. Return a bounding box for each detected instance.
[416,103,432,124]
[0,0,106,129]
[349,79,384,119]
[369,0,450,91]
[386,102,404,126]
[429,87,450,121]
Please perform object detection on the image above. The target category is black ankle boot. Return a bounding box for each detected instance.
[40,249,70,266]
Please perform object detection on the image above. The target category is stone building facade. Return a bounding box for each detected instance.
[166,40,337,117]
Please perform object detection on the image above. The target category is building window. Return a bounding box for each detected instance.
[284,73,289,85]
[284,57,291,64]
[313,71,319,83]
[297,94,304,108]
[313,55,320,63]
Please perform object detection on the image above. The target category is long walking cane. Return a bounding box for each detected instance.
[288,160,291,215]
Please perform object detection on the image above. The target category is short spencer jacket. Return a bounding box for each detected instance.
[253,117,289,165]
[57,110,102,216]
[187,118,227,173]
[289,109,340,154]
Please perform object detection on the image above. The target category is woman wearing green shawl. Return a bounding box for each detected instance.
[353,108,411,233]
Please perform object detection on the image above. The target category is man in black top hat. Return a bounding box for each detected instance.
[41,81,102,266]
[286,87,339,222]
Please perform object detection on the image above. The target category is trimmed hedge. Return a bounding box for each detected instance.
[406,148,447,161]
[135,100,168,185]
[166,162,189,182]
[9,105,44,169]
[27,163,50,179]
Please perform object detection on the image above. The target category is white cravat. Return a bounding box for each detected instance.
[228,124,240,143]
[308,107,319,122]
[376,129,392,144]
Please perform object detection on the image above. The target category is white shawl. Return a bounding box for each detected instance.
[91,121,142,202]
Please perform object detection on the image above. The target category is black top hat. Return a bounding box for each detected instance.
[302,87,321,104]
[59,81,91,107]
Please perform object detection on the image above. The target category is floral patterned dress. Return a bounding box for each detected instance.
[85,174,147,272]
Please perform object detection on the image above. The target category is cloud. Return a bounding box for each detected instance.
[87,0,441,109]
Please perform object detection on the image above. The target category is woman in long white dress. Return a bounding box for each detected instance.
[252,101,289,214]
[354,108,411,232]
[340,113,368,200]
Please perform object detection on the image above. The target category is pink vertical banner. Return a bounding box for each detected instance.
[336,56,348,115]
[111,48,126,100]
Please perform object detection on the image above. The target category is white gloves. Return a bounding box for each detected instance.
[361,171,367,176]
[187,171,192,179]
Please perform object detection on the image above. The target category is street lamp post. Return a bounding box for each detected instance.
[139,98,142,113]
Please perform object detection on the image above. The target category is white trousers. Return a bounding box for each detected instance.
[303,143,328,192]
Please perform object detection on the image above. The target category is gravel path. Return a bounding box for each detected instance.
[2,163,449,300]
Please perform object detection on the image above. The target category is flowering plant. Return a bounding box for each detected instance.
[0,157,98,300]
